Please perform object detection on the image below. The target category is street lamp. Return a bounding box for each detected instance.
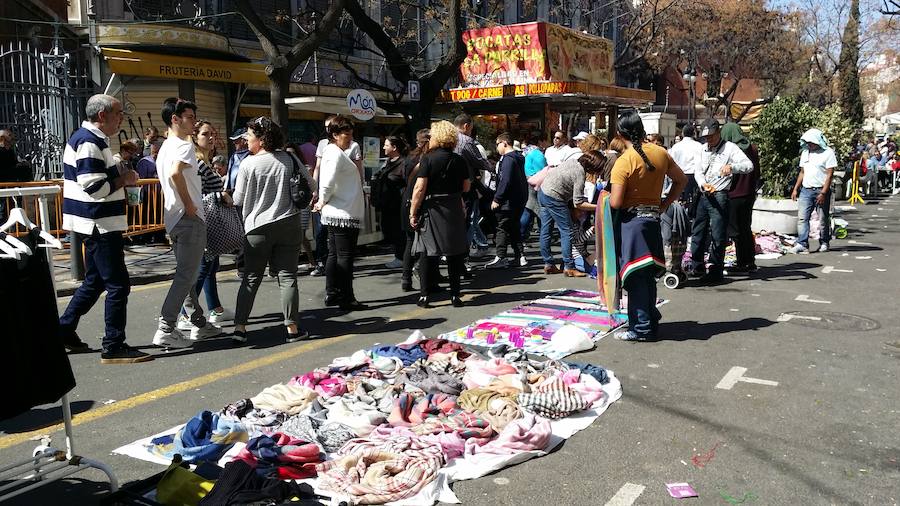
[682,70,697,123]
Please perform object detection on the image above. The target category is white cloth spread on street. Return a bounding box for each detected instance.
[318,143,365,229]
[668,136,703,175]
[156,135,205,231]
[694,140,753,192]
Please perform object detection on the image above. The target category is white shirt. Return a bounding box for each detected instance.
[319,143,365,228]
[316,138,361,160]
[156,135,204,232]
[544,145,567,167]
[695,140,753,192]
[800,147,837,188]
[668,136,703,175]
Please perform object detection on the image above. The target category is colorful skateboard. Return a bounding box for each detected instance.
[595,192,620,312]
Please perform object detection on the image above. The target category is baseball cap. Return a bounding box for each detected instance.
[573,131,590,141]
[229,127,247,140]
[699,119,720,138]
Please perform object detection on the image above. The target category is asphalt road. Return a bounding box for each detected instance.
[1,197,899,505]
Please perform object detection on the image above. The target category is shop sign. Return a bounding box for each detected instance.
[448,86,506,101]
[347,89,377,121]
[101,48,269,84]
[544,23,613,86]
[461,23,548,87]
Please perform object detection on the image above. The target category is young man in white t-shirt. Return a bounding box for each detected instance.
[153,97,221,348]
[790,129,837,254]
[309,115,363,276]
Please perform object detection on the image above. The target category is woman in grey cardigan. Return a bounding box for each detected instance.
[232,117,313,343]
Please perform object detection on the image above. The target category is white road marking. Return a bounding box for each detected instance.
[778,313,822,322]
[605,483,646,506]
[855,256,872,260]
[848,240,872,245]
[795,294,831,304]
[716,366,779,390]
[822,266,853,273]
[876,268,887,272]
[493,477,510,485]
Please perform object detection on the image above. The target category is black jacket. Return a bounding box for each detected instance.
[493,150,528,211]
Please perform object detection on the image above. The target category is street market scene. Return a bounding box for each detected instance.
[1,0,900,504]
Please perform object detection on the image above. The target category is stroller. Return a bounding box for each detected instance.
[660,201,690,288]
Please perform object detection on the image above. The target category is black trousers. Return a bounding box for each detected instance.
[380,206,404,259]
[325,226,359,303]
[420,254,464,297]
[494,208,523,259]
[728,195,756,267]
[59,230,130,352]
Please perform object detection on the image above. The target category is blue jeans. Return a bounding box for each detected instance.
[797,187,831,248]
[690,191,729,275]
[623,267,661,337]
[59,230,130,353]
[538,191,574,269]
[520,208,536,241]
[466,203,489,248]
[182,256,221,316]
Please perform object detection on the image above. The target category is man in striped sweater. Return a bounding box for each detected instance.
[58,94,153,364]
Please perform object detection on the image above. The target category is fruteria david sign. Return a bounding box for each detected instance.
[347,89,377,121]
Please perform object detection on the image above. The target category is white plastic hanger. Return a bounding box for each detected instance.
[0,232,21,260]
[0,194,63,250]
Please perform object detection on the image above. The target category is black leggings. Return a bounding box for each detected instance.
[419,254,464,297]
[325,226,359,303]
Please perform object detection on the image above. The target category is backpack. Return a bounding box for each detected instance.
[287,153,313,210]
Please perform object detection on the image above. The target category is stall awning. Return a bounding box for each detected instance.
[442,81,655,107]
[101,48,269,85]
[240,99,406,125]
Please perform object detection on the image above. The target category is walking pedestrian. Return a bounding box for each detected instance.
[668,124,703,217]
[401,129,431,292]
[486,132,528,269]
[453,114,490,263]
[232,117,312,343]
[373,135,409,269]
[689,118,753,283]
[226,128,250,191]
[58,94,152,363]
[722,123,761,272]
[609,112,687,341]
[153,97,221,348]
[520,131,548,248]
[313,115,367,311]
[409,120,471,308]
[789,129,837,254]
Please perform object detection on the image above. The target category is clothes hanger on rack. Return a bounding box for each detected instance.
[0,231,22,260]
[0,196,32,256]
[0,193,63,250]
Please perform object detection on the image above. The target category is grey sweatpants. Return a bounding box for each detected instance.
[159,215,208,330]
[235,213,302,327]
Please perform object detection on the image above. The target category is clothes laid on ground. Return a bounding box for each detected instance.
[0,230,76,420]
[151,411,249,463]
[197,460,319,506]
[117,329,623,506]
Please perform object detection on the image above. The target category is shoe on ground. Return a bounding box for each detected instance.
[788,243,809,254]
[519,255,528,267]
[152,328,193,349]
[401,281,415,292]
[384,258,403,269]
[564,268,587,278]
[100,344,153,364]
[176,315,192,331]
[190,322,223,340]
[614,330,645,341]
[62,332,91,353]
[417,296,430,308]
[544,264,563,274]
[232,329,247,343]
[286,329,310,343]
[310,265,325,277]
[451,295,464,307]
[470,247,489,259]
[208,308,234,323]
[485,256,509,269]
[818,243,829,253]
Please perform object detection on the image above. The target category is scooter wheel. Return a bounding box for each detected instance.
[663,273,680,289]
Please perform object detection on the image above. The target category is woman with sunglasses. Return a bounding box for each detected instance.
[312,115,367,311]
[232,116,313,343]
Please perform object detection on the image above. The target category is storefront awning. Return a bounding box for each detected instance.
[240,100,406,125]
[101,48,269,85]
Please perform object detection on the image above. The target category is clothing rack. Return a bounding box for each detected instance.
[0,185,118,501]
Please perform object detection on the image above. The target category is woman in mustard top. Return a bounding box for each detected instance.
[608,112,687,340]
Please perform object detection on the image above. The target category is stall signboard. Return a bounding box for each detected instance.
[363,137,381,168]
[459,22,613,88]
[347,89,377,121]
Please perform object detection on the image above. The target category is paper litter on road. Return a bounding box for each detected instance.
[667,482,699,498]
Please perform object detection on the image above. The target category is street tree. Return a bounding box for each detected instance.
[646,0,804,121]
[838,0,865,126]
[232,0,346,128]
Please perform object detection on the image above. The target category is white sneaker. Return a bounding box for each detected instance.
[518,255,528,267]
[152,328,193,349]
[788,244,809,254]
[208,308,234,323]
[176,315,192,331]
[384,258,403,269]
[190,322,223,340]
[818,243,829,253]
[485,256,509,269]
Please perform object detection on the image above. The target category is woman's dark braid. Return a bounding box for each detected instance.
[628,131,657,172]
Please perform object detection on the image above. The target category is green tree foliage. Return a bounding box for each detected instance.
[816,104,855,168]
[838,0,865,126]
[751,97,819,197]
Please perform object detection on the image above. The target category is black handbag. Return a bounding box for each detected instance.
[287,152,313,210]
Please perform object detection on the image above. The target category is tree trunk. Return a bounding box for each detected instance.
[269,69,291,133]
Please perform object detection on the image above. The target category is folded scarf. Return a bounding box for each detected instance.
[151,411,249,463]
[240,408,288,437]
[220,398,254,419]
[457,387,522,431]
[288,371,348,398]
[280,413,358,454]
[388,393,458,427]
[250,383,318,415]
[233,432,323,480]
[418,339,470,359]
[369,345,427,366]
[463,357,518,389]
[563,361,610,384]
[369,425,466,460]
[464,413,551,456]
[558,368,606,406]
[396,362,465,396]
[517,376,589,419]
